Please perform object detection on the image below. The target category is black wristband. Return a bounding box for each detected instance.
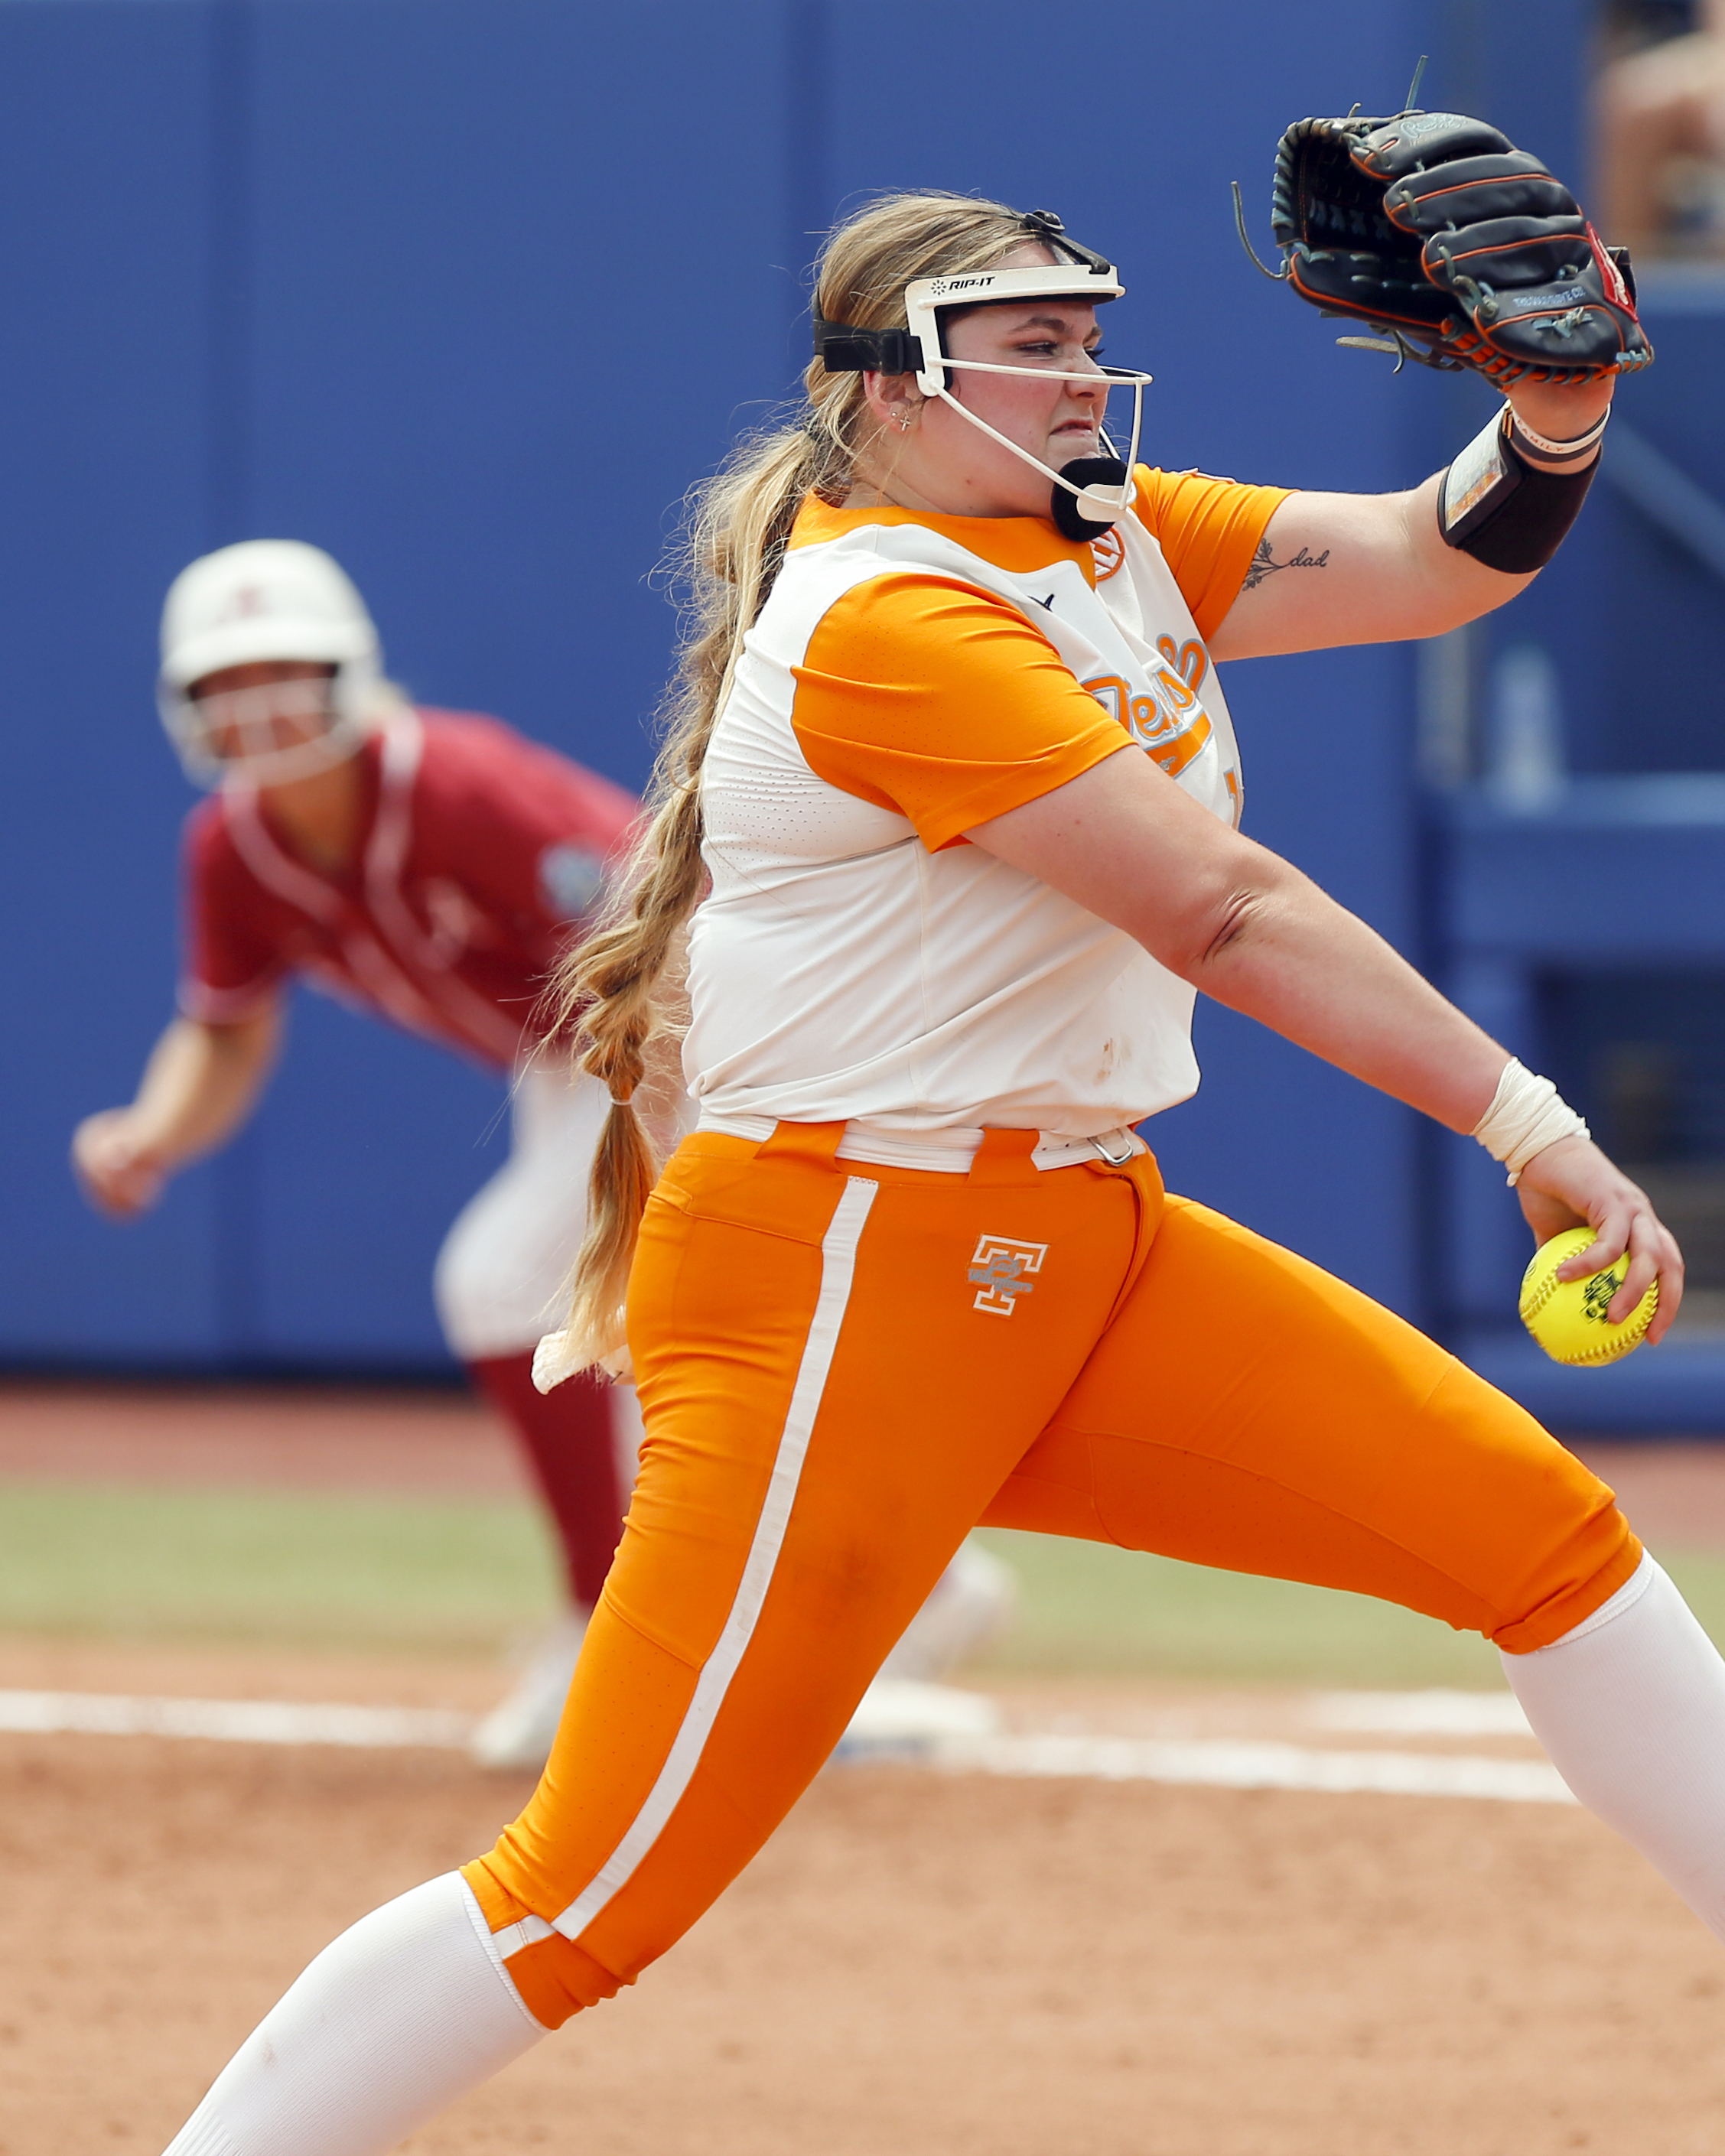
[1437,410,1597,574]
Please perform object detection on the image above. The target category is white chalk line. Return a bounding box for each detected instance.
[0,1691,470,1748]
[1309,1688,1534,1738]
[0,1686,1572,1803]
[929,1732,1572,1806]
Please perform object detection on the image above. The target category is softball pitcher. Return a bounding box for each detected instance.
[158,162,1723,2156]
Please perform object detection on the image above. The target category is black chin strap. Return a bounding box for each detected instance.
[1051,456,1128,541]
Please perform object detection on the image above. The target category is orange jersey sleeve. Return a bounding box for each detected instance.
[790,574,1130,852]
[1130,467,1292,640]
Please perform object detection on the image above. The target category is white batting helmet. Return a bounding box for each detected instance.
[158,538,385,785]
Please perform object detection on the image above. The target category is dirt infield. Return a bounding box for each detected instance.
[8,1387,1725,2152]
[0,1381,529,1497]
[1,1709,1719,2156]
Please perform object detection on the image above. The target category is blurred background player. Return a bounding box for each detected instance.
[70,538,1014,1767]
[70,538,640,1767]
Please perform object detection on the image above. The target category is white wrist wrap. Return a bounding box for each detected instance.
[1471,1058,1590,1185]
[1505,402,1611,463]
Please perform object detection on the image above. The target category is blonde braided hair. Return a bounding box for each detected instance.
[545,189,1037,1377]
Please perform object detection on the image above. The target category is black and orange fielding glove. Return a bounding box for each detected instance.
[1264,109,1652,385]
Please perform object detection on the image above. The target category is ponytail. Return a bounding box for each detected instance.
[537,429,823,1382]
[538,190,1034,1386]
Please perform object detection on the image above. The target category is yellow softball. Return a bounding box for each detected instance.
[1518,1226,1658,1367]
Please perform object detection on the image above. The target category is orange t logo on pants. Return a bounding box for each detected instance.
[968,1232,1047,1314]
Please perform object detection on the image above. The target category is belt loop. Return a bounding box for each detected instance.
[1097,1148,1167,1332]
[757,1119,849,1167]
[966,1127,1040,1186]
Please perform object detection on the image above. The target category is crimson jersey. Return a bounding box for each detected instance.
[179,705,640,1067]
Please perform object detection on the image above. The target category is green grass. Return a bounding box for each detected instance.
[1664,1550,1725,1648]
[972,1529,1504,1687]
[0,1481,561,1656]
[971,1529,1725,1690]
[2,1478,1723,1689]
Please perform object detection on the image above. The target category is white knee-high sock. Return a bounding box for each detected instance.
[163,1873,545,2156]
[1504,1552,1725,1941]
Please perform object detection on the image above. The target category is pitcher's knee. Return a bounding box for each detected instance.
[461,1857,631,2031]
[1490,1500,1644,1656]
[498,1931,626,2031]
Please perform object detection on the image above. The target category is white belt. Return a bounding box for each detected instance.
[695,1112,1144,1173]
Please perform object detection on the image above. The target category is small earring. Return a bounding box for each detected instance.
[893,408,913,431]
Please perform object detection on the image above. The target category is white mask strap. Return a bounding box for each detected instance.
[920,360,1148,522]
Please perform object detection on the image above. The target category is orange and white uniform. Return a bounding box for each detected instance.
[688,472,1263,1142]
[460,471,1641,2029]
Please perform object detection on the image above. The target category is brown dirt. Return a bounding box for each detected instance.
[1577,1440,1725,1549]
[3,1712,1721,2156]
[5,1389,1725,2151]
[0,1381,525,1496]
[0,1634,507,1714]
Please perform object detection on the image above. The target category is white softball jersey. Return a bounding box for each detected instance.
[685,467,1288,1144]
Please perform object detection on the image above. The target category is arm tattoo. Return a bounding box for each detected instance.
[1242,537,1332,590]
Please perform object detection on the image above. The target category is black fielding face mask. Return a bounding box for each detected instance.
[1051,455,1128,541]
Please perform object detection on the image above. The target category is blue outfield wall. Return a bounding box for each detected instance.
[0,0,1591,1374]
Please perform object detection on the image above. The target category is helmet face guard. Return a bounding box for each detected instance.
[813,213,1151,535]
[161,663,379,789]
[157,538,385,789]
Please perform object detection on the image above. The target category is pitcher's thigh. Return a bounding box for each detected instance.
[985,1195,1640,1649]
[461,1195,894,2024]
[462,1163,1081,2030]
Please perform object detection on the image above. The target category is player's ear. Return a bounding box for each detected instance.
[860,369,919,435]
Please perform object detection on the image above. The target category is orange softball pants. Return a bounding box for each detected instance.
[463,1120,1639,2028]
